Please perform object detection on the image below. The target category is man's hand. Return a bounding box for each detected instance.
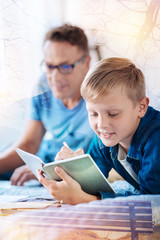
[37,167,99,205]
[10,165,37,186]
[55,145,84,161]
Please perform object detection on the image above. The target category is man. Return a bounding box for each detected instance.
[0,24,94,185]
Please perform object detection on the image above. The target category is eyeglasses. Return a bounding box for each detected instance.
[41,55,86,75]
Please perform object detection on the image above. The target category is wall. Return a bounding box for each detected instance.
[0,0,160,150]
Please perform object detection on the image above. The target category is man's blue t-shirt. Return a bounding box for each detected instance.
[30,77,94,163]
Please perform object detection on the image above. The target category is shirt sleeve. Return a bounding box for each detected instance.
[30,95,41,120]
[88,135,116,199]
[88,135,113,178]
[138,127,160,194]
[30,74,49,121]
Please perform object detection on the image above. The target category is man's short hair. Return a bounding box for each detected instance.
[44,24,89,54]
[81,57,146,104]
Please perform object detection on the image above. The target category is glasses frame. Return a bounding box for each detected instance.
[41,55,87,75]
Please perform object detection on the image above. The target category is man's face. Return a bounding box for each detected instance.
[86,87,147,152]
[43,40,90,101]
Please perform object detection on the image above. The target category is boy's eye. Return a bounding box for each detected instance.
[89,112,97,117]
[108,113,119,117]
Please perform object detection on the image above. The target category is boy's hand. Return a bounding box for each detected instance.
[37,167,99,205]
[55,145,84,161]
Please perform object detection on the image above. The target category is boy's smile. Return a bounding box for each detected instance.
[86,87,147,153]
[100,132,115,139]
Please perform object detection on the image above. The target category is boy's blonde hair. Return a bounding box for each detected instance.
[81,57,146,104]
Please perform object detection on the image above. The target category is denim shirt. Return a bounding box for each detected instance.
[88,106,160,199]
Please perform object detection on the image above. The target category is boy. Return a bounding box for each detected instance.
[38,57,160,204]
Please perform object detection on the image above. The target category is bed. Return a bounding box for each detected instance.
[0,180,159,240]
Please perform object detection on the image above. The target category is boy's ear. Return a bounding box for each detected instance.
[138,97,149,118]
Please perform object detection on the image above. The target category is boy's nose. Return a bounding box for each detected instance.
[97,115,110,129]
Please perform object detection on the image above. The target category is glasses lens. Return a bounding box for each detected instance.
[58,65,73,74]
[40,61,74,74]
[46,65,55,72]
[41,62,54,73]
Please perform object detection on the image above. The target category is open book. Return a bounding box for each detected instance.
[16,148,115,195]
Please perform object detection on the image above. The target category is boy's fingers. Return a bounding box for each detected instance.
[75,148,84,155]
[37,170,50,185]
[37,170,57,199]
[55,148,75,161]
[62,146,74,153]
[55,167,72,184]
